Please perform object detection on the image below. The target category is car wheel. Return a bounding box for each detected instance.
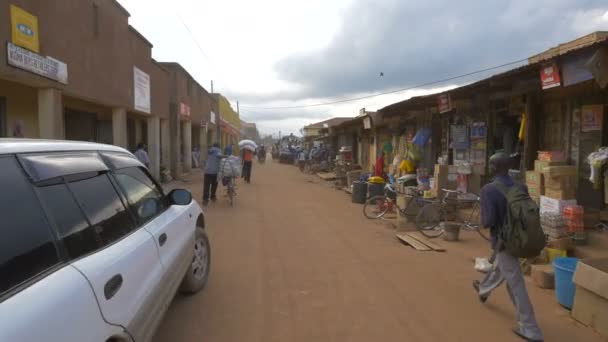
[180,227,211,294]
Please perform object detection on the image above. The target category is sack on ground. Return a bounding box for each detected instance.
[496,181,547,258]
[219,156,241,179]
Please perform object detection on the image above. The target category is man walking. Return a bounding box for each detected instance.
[202,143,222,206]
[242,147,254,183]
[134,142,150,168]
[473,152,544,341]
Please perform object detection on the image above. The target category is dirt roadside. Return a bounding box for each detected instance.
[154,160,603,342]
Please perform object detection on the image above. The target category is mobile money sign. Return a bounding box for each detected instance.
[10,5,40,53]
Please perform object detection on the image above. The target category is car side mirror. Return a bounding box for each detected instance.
[168,189,192,206]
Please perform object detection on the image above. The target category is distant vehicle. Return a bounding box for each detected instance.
[279,149,295,164]
[0,139,211,342]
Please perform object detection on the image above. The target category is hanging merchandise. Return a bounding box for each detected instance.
[450,125,470,149]
[412,128,432,147]
[383,141,394,155]
[407,143,422,161]
[393,154,403,168]
[518,113,527,141]
[587,147,608,188]
[400,159,415,173]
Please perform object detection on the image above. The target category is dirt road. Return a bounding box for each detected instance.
[154,160,602,342]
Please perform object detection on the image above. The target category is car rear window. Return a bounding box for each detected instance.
[0,156,60,296]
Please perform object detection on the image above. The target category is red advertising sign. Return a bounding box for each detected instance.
[438,93,451,113]
[180,103,191,117]
[540,63,561,90]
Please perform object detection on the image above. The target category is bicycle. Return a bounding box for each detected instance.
[223,176,237,206]
[415,189,489,240]
[363,183,433,221]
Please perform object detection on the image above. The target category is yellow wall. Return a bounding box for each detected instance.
[0,79,38,138]
[218,95,240,130]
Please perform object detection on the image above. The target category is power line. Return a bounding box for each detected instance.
[174,10,212,63]
[240,58,529,110]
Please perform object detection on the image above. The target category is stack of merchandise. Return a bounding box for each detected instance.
[564,205,587,245]
[540,213,567,240]
[543,165,577,200]
[525,170,544,204]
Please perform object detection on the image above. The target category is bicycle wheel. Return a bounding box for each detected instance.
[416,203,444,238]
[363,196,396,220]
[463,202,489,241]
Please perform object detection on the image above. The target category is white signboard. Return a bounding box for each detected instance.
[133,66,151,114]
[210,111,216,124]
[7,42,68,84]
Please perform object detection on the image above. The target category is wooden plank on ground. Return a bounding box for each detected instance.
[317,172,337,180]
[396,233,432,251]
[405,232,446,252]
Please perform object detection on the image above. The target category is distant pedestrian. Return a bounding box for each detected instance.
[203,143,222,206]
[134,142,150,168]
[12,120,24,138]
[242,148,254,183]
[473,152,544,342]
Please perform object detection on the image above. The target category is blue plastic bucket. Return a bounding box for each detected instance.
[553,257,578,309]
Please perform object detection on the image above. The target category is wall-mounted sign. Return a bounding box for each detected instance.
[180,103,191,117]
[438,93,452,113]
[10,5,39,53]
[540,62,561,90]
[133,66,151,114]
[363,116,372,129]
[7,42,68,84]
[581,104,603,132]
[562,51,594,87]
[210,111,216,124]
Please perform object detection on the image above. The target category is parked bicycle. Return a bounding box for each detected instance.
[416,189,489,240]
[363,183,433,221]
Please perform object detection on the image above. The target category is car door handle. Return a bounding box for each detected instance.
[104,274,123,300]
[159,233,168,246]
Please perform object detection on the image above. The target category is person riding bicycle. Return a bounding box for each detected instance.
[257,145,266,162]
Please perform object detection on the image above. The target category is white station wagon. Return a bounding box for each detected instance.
[0,139,211,342]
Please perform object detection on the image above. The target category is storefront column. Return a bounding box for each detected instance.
[160,119,170,169]
[112,108,127,148]
[38,88,64,139]
[147,116,160,179]
[182,120,192,172]
[134,119,143,145]
[199,126,208,165]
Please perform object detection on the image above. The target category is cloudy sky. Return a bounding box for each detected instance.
[117,0,608,135]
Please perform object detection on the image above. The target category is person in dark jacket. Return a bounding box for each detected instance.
[473,152,543,342]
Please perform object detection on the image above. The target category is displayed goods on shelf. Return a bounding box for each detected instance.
[539,196,577,215]
[534,160,566,172]
[540,213,566,239]
[572,258,608,338]
[563,205,584,233]
[537,150,566,162]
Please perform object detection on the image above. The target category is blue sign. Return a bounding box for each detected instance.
[16,23,34,36]
[562,50,594,87]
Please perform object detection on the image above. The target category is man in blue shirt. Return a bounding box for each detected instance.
[202,143,223,206]
[474,152,543,342]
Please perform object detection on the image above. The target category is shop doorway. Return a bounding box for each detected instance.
[65,109,96,142]
[0,97,6,137]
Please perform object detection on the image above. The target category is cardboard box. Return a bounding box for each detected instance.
[526,171,545,187]
[531,264,555,289]
[544,174,577,190]
[537,151,566,162]
[534,160,566,172]
[539,196,577,215]
[544,188,576,200]
[543,165,577,177]
[572,258,608,338]
[528,186,544,198]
